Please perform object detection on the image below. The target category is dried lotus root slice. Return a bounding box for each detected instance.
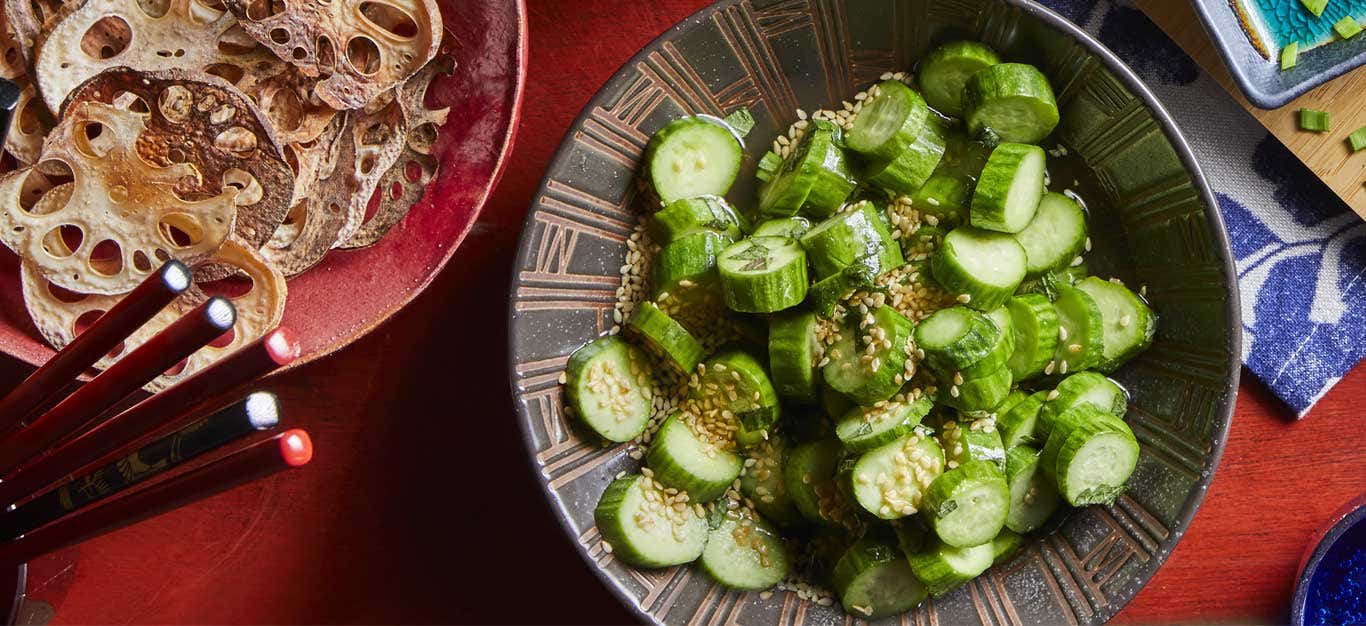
[281,111,343,206]
[6,83,55,164]
[262,98,404,275]
[21,238,286,391]
[2,0,66,65]
[223,0,441,110]
[0,101,237,295]
[231,52,337,145]
[0,8,28,80]
[339,54,447,249]
[65,68,294,253]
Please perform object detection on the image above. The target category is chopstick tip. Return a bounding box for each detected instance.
[279,429,312,467]
[159,260,192,293]
[263,327,301,365]
[244,392,281,430]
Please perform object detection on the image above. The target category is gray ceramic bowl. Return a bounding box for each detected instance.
[509,0,1242,623]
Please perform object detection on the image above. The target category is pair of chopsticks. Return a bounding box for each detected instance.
[0,260,312,565]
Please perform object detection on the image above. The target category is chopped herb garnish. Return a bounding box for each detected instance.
[1299,108,1331,133]
[1348,126,1366,152]
[1334,17,1363,39]
[722,108,756,138]
[1281,42,1299,70]
[1300,0,1328,17]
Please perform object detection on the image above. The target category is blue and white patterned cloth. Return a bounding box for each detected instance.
[1047,0,1366,417]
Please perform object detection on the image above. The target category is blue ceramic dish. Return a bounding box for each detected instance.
[1192,0,1366,108]
[1291,500,1366,625]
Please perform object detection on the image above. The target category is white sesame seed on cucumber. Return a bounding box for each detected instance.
[833,538,929,618]
[564,336,653,443]
[699,507,790,589]
[594,473,708,568]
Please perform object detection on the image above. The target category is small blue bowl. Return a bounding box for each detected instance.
[1291,498,1366,625]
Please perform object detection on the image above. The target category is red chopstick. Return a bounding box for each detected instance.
[0,261,191,432]
[0,429,312,566]
[0,297,236,475]
[0,328,299,505]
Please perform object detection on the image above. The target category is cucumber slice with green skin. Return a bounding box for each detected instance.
[756,150,783,183]
[1074,277,1158,372]
[784,439,859,527]
[907,539,994,597]
[699,507,790,590]
[962,63,1060,144]
[991,528,1025,564]
[998,390,1048,449]
[739,437,804,527]
[924,460,1010,547]
[822,306,916,405]
[1048,285,1104,376]
[718,237,809,313]
[594,474,708,568]
[940,366,1013,413]
[914,306,999,373]
[653,231,732,299]
[822,382,855,419]
[690,350,782,449]
[848,80,934,160]
[850,430,945,519]
[835,395,935,452]
[939,417,1006,472]
[645,115,744,204]
[751,216,811,239]
[995,389,1030,418]
[833,538,929,618]
[1003,445,1060,533]
[911,174,971,227]
[800,201,904,281]
[646,414,744,502]
[626,302,705,374]
[970,143,1045,234]
[1005,294,1061,381]
[769,310,821,405]
[1015,192,1087,276]
[649,195,744,244]
[1037,371,1128,441]
[1041,408,1139,506]
[937,128,994,180]
[759,121,856,218]
[958,306,1016,379]
[931,226,1028,311]
[1016,263,1089,299]
[894,517,933,555]
[565,336,653,442]
[809,264,877,317]
[865,120,948,195]
[919,41,1001,116]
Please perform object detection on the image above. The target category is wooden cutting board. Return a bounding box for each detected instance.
[1137,0,1366,217]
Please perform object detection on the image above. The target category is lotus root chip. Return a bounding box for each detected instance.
[64,68,294,253]
[2,0,64,65]
[222,0,441,109]
[21,238,286,391]
[0,101,238,294]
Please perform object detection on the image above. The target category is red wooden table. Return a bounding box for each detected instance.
[6,1,1363,623]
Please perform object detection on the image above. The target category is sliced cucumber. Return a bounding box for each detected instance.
[833,538,929,618]
[739,437,804,527]
[649,195,744,244]
[931,226,1027,311]
[991,528,1025,564]
[894,517,933,555]
[939,417,1005,472]
[759,121,856,218]
[784,439,858,527]
[835,395,934,452]
[865,119,948,195]
[768,310,821,405]
[907,539,994,597]
[1016,263,1089,299]
[919,41,1001,116]
[1003,445,1060,533]
[848,80,933,160]
[645,115,743,204]
[1004,294,1060,381]
[822,382,856,420]
[565,336,653,442]
[850,429,945,519]
[995,389,1031,418]
[690,350,781,448]
[1038,371,1127,441]
[626,301,705,374]
[961,306,1015,378]
[911,174,971,226]
[924,460,1009,547]
[998,390,1047,449]
[962,63,1060,144]
[809,264,877,317]
[751,216,811,239]
[940,365,1013,413]
[1042,407,1139,506]
[970,143,1045,233]
[1015,192,1086,276]
[800,201,904,281]
[594,474,707,567]
[653,231,731,299]
[756,150,783,183]
[822,305,916,405]
[699,507,790,590]
[718,237,809,313]
[1074,277,1157,372]
[1049,284,1103,375]
[914,306,999,372]
[646,413,744,502]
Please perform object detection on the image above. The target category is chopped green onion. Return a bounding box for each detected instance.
[1281,42,1299,70]
[1299,109,1331,133]
[1300,0,1328,17]
[1349,126,1366,152]
[1334,17,1363,39]
[723,109,756,138]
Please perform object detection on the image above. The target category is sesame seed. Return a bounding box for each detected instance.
[1071,255,1085,267]
[1047,389,1060,401]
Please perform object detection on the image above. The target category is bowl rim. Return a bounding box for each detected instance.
[1290,495,1366,625]
[508,0,1243,622]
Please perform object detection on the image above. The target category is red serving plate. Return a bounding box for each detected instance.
[0,0,527,369]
